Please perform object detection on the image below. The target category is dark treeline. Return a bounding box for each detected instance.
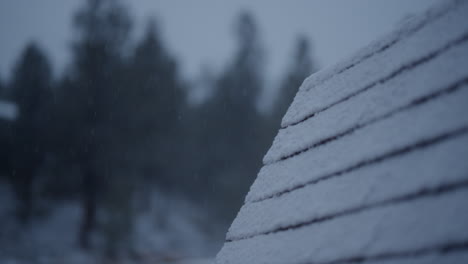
[0,0,317,259]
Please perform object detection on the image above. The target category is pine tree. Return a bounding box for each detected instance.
[9,42,53,223]
[273,35,317,125]
[0,76,4,97]
[62,0,133,251]
[201,10,268,220]
[128,19,185,188]
[0,75,13,179]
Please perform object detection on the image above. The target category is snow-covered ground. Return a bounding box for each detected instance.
[0,181,218,264]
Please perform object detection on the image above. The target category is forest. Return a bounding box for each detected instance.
[0,0,316,262]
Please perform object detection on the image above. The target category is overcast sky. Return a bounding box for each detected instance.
[0,0,439,82]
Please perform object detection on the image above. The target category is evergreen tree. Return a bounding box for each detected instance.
[200,10,268,220]
[9,42,53,223]
[273,35,316,125]
[128,18,184,189]
[0,76,4,97]
[0,75,12,178]
[61,0,132,251]
[218,11,264,108]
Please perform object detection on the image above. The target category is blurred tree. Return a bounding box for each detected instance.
[0,1,323,260]
[0,76,12,178]
[0,76,4,96]
[220,10,264,106]
[61,0,132,251]
[197,10,269,221]
[175,65,216,201]
[128,18,185,190]
[9,42,53,223]
[272,35,316,125]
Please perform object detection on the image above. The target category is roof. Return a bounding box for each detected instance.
[216,0,468,263]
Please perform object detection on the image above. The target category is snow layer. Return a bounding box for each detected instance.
[247,84,468,202]
[281,0,468,127]
[228,132,468,240]
[264,39,468,164]
[217,188,468,264]
[217,1,468,263]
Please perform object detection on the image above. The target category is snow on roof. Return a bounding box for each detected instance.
[0,100,18,121]
[216,0,468,263]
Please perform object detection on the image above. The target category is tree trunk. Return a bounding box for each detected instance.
[79,163,98,250]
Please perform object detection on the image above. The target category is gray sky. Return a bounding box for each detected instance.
[0,0,439,82]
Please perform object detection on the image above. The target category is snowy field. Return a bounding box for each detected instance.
[0,181,217,264]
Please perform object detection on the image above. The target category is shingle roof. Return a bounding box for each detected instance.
[216,0,468,263]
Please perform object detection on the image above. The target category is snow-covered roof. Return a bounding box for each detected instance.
[216,0,468,263]
[0,100,18,121]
